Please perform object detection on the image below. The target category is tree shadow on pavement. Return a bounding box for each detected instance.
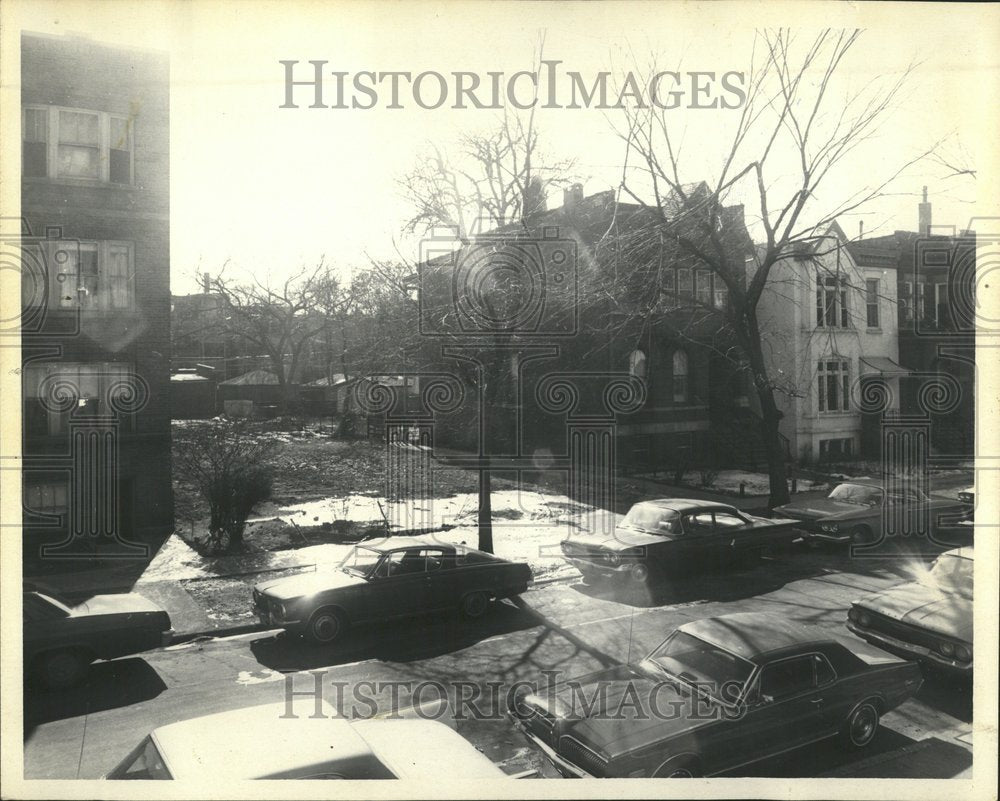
[249,601,538,672]
[23,658,167,738]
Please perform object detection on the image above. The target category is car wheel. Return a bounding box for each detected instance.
[842,701,880,748]
[307,608,345,645]
[37,648,91,690]
[460,591,491,619]
[850,526,875,546]
[628,563,653,584]
[653,756,701,778]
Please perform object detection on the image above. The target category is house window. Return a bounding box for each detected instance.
[22,362,135,435]
[38,240,134,310]
[934,282,949,327]
[677,268,693,302]
[816,274,849,328]
[819,438,853,458]
[817,359,850,413]
[713,278,728,309]
[22,105,133,184]
[672,350,689,403]
[696,270,712,306]
[899,281,913,324]
[628,349,647,379]
[865,279,880,328]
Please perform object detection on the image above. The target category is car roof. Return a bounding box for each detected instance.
[679,613,834,662]
[356,535,460,553]
[150,700,377,779]
[632,498,736,513]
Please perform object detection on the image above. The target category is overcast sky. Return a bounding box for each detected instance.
[10,0,996,295]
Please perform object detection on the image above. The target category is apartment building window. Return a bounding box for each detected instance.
[677,268,693,301]
[40,240,134,310]
[23,481,69,518]
[22,105,133,184]
[817,359,850,413]
[932,282,949,326]
[819,438,853,458]
[865,279,880,328]
[23,362,135,435]
[666,268,727,309]
[672,350,689,403]
[696,270,713,306]
[713,277,728,309]
[816,274,850,328]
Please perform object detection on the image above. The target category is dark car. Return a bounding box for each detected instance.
[508,612,922,778]
[253,536,532,644]
[847,547,973,674]
[773,479,965,545]
[560,500,803,584]
[23,587,174,690]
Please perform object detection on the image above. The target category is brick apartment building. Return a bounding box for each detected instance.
[20,32,172,575]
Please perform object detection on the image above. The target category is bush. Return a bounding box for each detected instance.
[173,418,278,553]
[698,467,720,487]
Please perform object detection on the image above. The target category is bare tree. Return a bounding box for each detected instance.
[208,263,335,414]
[611,28,939,505]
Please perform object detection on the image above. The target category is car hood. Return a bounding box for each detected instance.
[857,581,973,641]
[774,498,873,521]
[73,593,166,617]
[254,570,366,600]
[529,664,722,759]
[562,527,672,552]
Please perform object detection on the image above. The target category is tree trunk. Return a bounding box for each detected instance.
[478,467,494,553]
[743,315,790,508]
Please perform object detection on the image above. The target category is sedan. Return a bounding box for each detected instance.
[107,699,511,779]
[848,547,973,674]
[773,479,965,545]
[560,499,803,585]
[253,536,532,644]
[509,612,922,778]
[24,585,173,690]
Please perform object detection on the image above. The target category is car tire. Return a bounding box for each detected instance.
[460,591,491,619]
[37,648,92,690]
[841,700,880,749]
[306,607,345,645]
[628,563,653,585]
[849,526,875,546]
[653,756,701,778]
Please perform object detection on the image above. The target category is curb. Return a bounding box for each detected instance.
[169,622,270,645]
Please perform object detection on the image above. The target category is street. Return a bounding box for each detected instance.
[23,540,973,780]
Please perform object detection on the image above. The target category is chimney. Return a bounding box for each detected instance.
[203,272,211,293]
[918,186,932,235]
[563,182,584,212]
[858,220,864,240]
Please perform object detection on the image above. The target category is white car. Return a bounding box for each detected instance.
[106,699,511,780]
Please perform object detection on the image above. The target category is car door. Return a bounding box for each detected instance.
[418,548,454,610]
[710,510,764,552]
[678,511,720,557]
[370,549,430,619]
[721,654,831,769]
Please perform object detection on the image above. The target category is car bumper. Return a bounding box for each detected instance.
[562,555,632,577]
[508,715,593,778]
[846,622,973,674]
[160,628,175,647]
[253,603,302,628]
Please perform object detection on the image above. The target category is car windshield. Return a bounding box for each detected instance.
[339,546,384,578]
[621,503,681,535]
[644,631,755,705]
[921,554,973,597]
[828,483,883,506]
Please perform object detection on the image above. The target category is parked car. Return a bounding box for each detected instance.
[253,536,532,644]
[508,612,922,778]
[938,486,975,537]
[106,699,511,779]
[23,585,173,690]
[847,547,973,674]
[772,479,965,545]
[560,499,803,584]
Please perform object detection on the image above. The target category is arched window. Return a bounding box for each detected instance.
[672,350,689,403]
[628,349,647,379]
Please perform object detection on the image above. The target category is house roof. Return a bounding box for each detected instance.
[304,374,348,387]
[219,369,283,386]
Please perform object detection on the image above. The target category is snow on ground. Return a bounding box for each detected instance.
[144,489,618,584]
